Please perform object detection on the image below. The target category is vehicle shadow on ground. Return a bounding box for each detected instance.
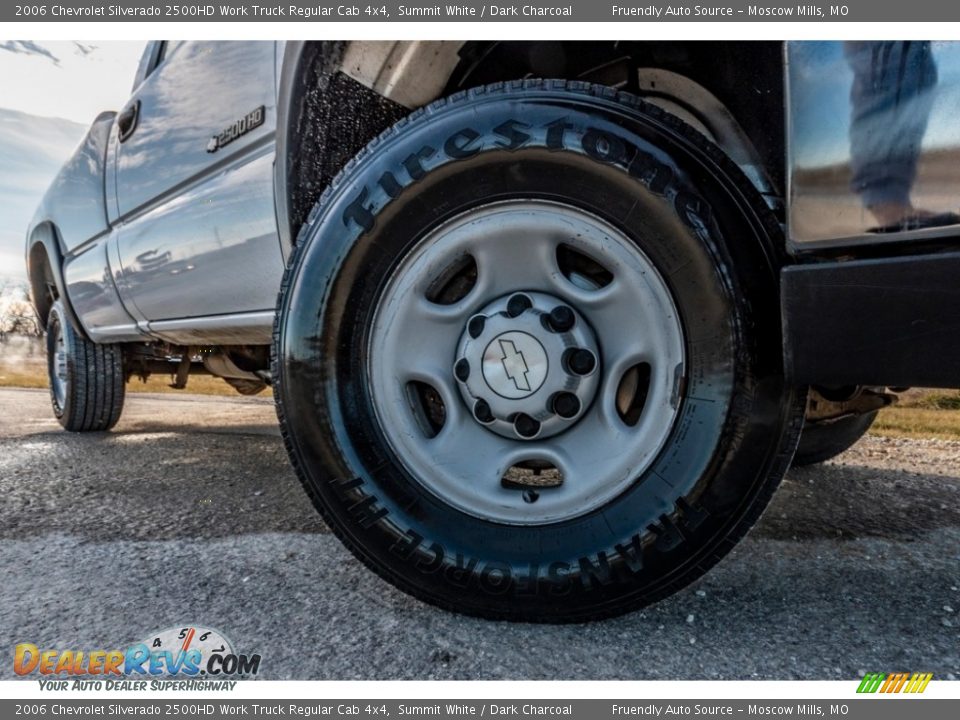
[361,460,959,680]
[758,459,960,541]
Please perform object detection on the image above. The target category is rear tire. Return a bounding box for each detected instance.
[46,301,125,432]
[274,81,804,621]
[792,411,878,466]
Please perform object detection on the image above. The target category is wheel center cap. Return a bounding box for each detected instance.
[482,331,548,399]
[454,291,601,441]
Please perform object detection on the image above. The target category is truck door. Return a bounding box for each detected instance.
[109,41,284,325]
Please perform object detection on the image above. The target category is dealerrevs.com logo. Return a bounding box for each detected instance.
[14,626,260,687]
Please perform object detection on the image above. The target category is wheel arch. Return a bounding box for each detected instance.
[275,41,785,250]
[26,222,88,339]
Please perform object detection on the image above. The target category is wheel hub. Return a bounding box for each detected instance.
[454,291,600,440]
[368,200,686,525]
[51,324,67,408]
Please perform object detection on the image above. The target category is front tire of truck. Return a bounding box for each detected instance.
[46,301,125,432]
[274,81,804,621]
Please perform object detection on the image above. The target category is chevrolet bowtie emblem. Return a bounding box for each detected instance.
[499,339,531,392]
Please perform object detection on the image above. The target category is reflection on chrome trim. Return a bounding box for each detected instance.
[788,41,960,246]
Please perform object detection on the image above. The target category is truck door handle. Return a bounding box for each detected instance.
[117,100,140,143]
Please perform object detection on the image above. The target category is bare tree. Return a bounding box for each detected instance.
[0,283,42,340]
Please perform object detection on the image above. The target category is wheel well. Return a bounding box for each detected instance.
[446,41,785,196]
[26,224,59,328]
[280,42,410,247]
[25,221,88,339]
[282,41,785,244]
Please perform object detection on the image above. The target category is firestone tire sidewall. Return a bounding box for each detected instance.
[275,83,800,621]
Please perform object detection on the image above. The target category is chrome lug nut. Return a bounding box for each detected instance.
[506,293,532,318]
[548,305,575,332]
[566,348,597,375]
[454,358,470,381]
[513,413,541,438]
[474,399,494,424]
[551,392,581,419]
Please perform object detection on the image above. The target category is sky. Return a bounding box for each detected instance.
[0,41,146,124]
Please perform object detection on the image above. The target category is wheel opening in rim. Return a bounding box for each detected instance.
[425,253,478,305]
[405,381,446,438]
[616,362,652,427]
[556,243,614,290]
[501,460,564,491]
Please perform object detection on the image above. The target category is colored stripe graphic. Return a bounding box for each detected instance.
[857,672,932,693]
[884,673,901,693]
[857,673,886,693]
[907,673,933,693]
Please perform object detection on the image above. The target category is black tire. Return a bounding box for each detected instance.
[46,301,125,432]
[792,411,878,467]
[274,80,805,621]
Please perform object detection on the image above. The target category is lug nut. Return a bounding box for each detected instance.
[474,399,494,424]
[513,413,540,438]
[566,348,597,375]
[467,315,486,339]
[548,305,575,332]
[506,293,532,318]
[454,358,470,381]
[552,392,581,419]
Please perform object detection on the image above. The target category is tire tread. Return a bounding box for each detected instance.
[48,302,125,432]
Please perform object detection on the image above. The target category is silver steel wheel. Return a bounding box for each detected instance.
[368,200,685,525]
[51,321,68,409]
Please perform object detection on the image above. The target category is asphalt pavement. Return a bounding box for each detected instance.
[1,387,958,680]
